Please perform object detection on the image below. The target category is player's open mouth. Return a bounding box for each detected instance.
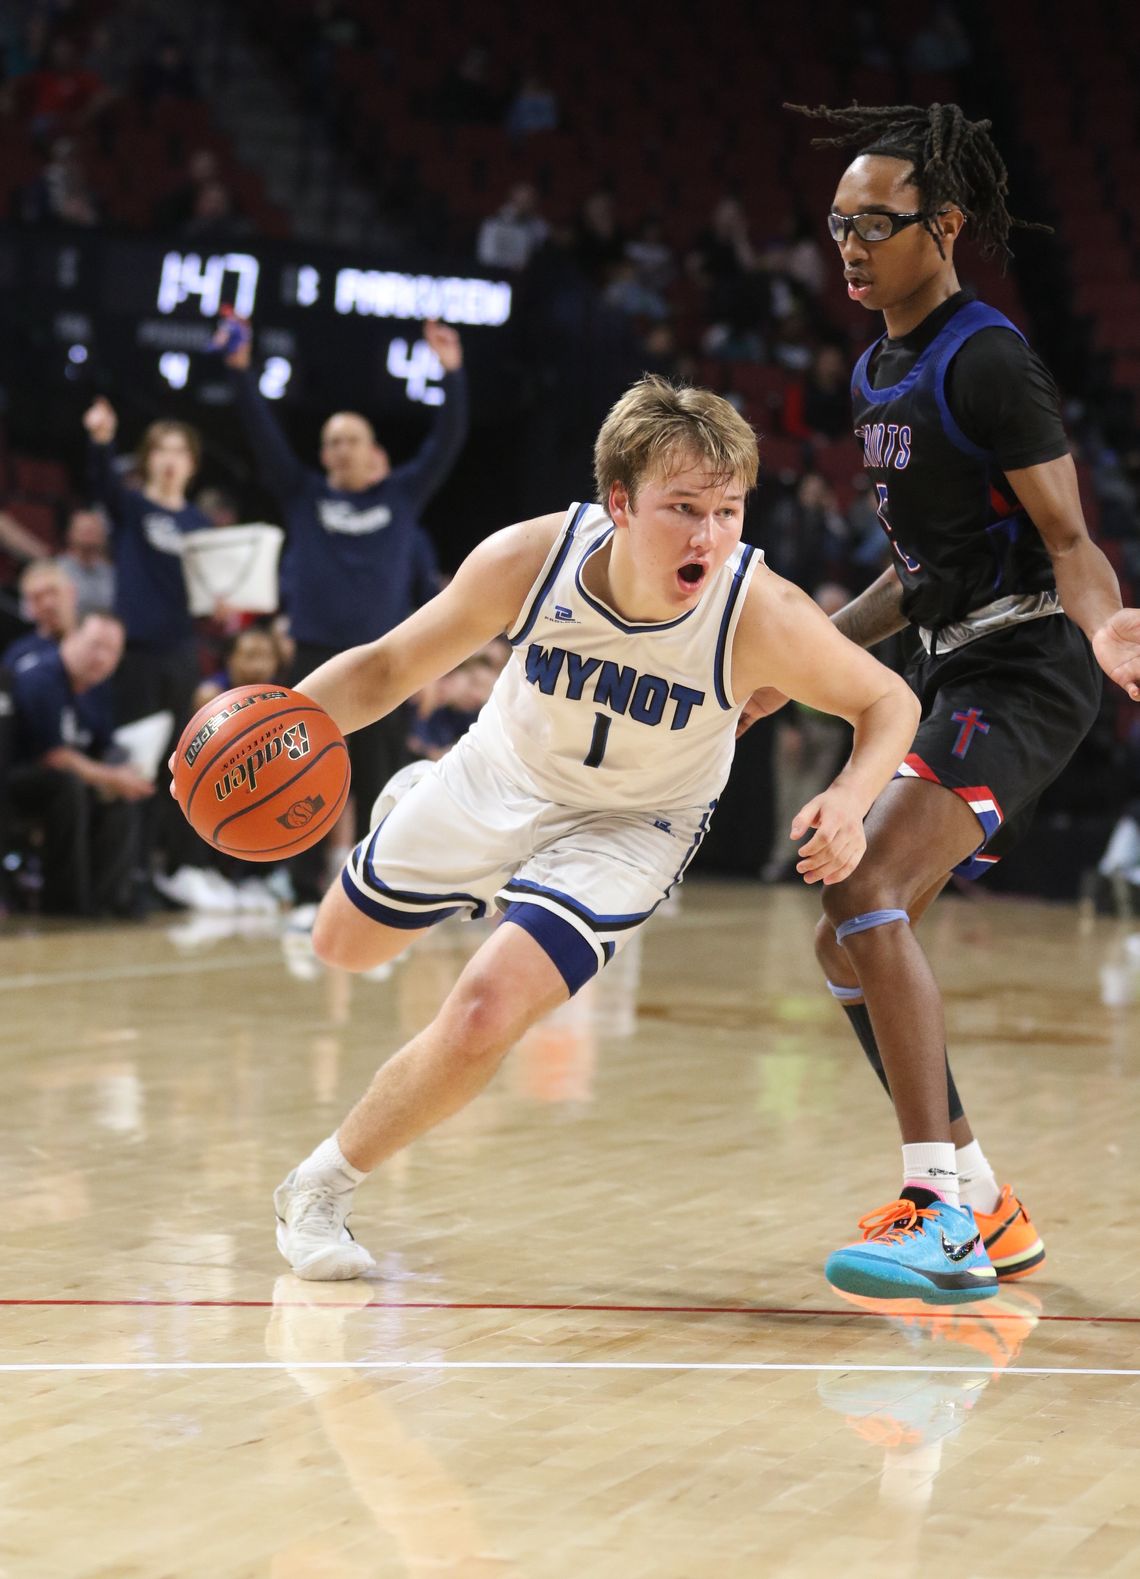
[845,273,873,301]
[677,562,706,589]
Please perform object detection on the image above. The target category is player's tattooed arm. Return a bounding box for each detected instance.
[829,566,909,650]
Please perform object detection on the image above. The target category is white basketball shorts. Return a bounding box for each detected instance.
[341,732,715,993]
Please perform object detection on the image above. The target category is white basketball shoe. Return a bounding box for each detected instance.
[274,1168,376,1281]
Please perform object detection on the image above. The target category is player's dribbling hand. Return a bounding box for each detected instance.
[1092,607,1140,702]
[735,686,789,738]
[82,396,117,444]
[423,319,463,371]
[790,787,867,885]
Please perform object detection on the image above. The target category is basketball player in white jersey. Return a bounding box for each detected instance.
[273,375,920,1280]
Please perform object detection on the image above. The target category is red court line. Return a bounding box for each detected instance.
[0,1298,1137,1324]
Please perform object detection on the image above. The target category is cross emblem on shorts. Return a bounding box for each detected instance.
[951,707,990,760]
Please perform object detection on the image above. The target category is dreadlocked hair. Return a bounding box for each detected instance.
[784,101,1051,263]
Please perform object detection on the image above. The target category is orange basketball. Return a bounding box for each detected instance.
[172,685,350,861]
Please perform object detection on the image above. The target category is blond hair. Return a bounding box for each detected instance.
[594,375,758,507]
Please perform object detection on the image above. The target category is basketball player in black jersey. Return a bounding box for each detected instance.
[746,103,1140,1303]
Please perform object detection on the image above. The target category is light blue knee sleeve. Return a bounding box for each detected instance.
[835,908,910,946]
[826,979,864,1001]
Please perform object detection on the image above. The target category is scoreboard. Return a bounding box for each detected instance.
[2,229,518,417]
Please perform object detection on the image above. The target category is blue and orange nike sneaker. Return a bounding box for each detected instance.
[825,1185,999,1304]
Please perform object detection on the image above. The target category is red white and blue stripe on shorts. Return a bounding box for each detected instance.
[895,752,1004,880]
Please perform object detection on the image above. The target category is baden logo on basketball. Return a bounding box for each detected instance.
[184,688,290,768]
[275,793,327,830]
[214,719,313,802]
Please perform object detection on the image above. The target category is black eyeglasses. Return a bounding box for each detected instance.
[827,209,933,243]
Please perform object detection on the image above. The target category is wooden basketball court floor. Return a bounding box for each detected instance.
[1,880,1138,1578]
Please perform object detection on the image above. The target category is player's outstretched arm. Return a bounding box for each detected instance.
[297,512,564,734]
[732,568,920,884]
[1006,453,1140,701]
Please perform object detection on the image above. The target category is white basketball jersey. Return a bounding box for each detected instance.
[467,501,763,811]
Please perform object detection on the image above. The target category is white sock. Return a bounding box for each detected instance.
[955,1140,1000,1214]
[297,1132,367,1190]
[901,1142,959,1207]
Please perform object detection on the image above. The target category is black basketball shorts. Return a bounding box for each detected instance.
[897,614,1103,878]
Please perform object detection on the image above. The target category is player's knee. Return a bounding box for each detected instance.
[814,913,845,974]
[819,871,908,933]
[441,976,523,1062]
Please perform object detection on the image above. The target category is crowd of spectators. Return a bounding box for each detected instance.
[1,1,1137,921]
[1,1,255,235]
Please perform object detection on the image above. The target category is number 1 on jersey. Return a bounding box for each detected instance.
[584,712,611,768]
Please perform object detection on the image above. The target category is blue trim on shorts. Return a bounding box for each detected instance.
[509,503,588,646]
[501,876,655,932]
[667,800,716,893]
[355,827,488,916]
[502,901,600,995]
[341,869,463,929]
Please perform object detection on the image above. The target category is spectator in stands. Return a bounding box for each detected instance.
[1,10,49,84]
[4,559,77,667]
[193,624,281,712]
[7,611,152,917]
[625,215,676,297]
[504,74,559,142]
[157,148,222,231]
[908,3,973,73]
[476,183,549,273]
[59,508,115,619]
[81,22,133,98]
[137,34,198,104]
[603,259,669,321]
[83,396,214,889]
[20,136,101,228]
[436,44,502,125]
[769,306,817,373]
[575,191,626,286]
[759,472,851,592]
[764,212,827,299]
[408,651,498,760]
[783,343,853,441]
[25,35,112,142]
[688,197,771,356]
[182,180,249,240]
[221,315,469,901]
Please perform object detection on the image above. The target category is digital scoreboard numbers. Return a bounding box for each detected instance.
[144,249,512,405]
[156,250,261,319]
[9,230,515,414]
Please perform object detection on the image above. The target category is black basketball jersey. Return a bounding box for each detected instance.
[851,297,1058,630]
